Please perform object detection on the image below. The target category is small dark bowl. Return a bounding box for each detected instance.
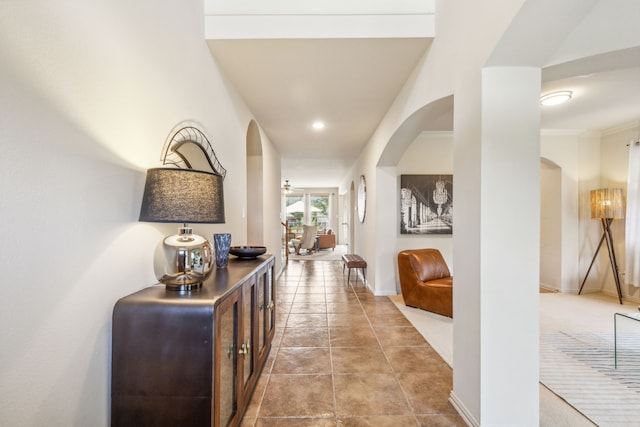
[229,246,267,259]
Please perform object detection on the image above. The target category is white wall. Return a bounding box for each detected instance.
[411,126,631,301]
[600,123,640,301]
[257,126,285,273]
[540,131,597,294]
[347,0,639,424]
[0,1,279,426]
[396,132,454,270]
[540,160,562,289]
[2,1,637,426]
[543,125,640,303]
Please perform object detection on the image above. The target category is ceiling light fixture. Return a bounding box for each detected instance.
[540,91,572,106]
[283,179,292,194]
[312,121,325,130]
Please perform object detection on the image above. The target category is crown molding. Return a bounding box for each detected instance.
[419,131,453,137]
[602,120,640,137]
[540,129,601,138]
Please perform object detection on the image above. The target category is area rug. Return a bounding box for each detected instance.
[288,244,347,261]
[540,331,640,426]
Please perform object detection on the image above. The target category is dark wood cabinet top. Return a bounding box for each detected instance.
[115,255,273,307]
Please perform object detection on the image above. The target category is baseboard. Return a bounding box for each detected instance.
[449,391,478,427]
[538,281,558,292]
[601,288,640,303]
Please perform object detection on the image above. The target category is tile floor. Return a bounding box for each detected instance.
[240,260,466,426]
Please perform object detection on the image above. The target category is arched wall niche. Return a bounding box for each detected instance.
[246,119,263,245]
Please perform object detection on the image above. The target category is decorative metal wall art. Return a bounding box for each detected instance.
[161,123,227,179]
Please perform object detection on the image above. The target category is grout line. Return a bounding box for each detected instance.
[260,260,458,424]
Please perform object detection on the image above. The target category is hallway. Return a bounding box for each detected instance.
[240,260,465,426]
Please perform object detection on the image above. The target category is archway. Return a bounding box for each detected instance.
[374,95,454,296]
[540,157,562,291]
[246,120,263,245]
[349,180,355,251]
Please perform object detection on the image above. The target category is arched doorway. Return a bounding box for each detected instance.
[246,120,263,245]
[349,180,355,250]
[540,157,562,291]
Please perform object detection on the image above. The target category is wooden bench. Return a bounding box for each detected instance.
[342,254,367,284]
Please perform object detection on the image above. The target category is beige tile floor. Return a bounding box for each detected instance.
[240,260,466,427]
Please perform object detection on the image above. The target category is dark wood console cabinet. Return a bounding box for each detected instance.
[111,255,275,427]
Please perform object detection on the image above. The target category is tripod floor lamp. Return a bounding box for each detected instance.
[579,188,625,304]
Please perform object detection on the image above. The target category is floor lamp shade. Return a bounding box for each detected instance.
[590,188,624,220]
[581,187,625,303]
[139,168,225,290]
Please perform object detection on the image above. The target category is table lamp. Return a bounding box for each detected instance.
[139,167,225,291]
[579,188,624,303]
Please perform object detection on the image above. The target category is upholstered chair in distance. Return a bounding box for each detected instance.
[293,224,317,255]
[397,248,453,317]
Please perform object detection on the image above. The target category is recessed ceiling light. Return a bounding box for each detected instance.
[312,121,325,130]
[540,91,572,106]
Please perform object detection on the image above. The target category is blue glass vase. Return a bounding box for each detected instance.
[214,233,232,268]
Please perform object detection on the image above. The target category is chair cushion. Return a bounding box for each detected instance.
[408,250,451,283]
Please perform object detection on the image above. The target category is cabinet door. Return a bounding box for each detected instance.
[257,261,276,363]
[241,276,256,396]
[216,291,239,427]
[257,266,267,359]
[265,260,275,340]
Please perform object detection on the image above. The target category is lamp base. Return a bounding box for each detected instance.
[159,273,206,291]
[154,227,213,291]
[578,217,623,304]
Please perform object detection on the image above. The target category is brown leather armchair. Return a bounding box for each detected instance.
[397,248,453,317]
[317,229,336,250]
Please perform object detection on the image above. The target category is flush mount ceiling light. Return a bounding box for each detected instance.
[312,120,325,130]
[540,91,572,106]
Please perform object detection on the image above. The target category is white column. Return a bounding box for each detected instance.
[328,192,334,231]
[452,67,541,425]
[481,66,540,424]
[304,193,312,225]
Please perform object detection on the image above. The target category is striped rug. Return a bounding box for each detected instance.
[540,331,640,426]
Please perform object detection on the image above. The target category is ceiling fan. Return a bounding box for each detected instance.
[282,179,303,194]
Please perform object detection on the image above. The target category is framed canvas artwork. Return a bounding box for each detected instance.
[400,174,453,235]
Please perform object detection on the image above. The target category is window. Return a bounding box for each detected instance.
[285,194,330,233]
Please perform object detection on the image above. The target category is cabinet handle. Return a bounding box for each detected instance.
[238,341,249,356]
[227,344,234,359]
